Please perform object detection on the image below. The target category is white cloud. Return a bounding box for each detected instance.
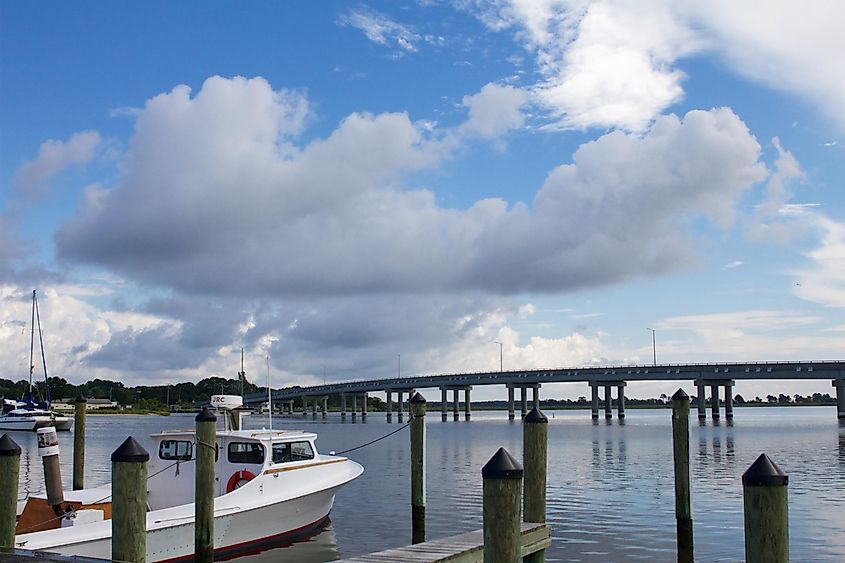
[794,215,845,308]
[56,78,769,299]
[680,0,845,132]
[15,131,102,197]
[462,0,845,132]
[338,7,425,53]
[460,83,528,140]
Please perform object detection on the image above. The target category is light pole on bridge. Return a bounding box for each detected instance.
[493,341,503,372]
[646,328,657,366]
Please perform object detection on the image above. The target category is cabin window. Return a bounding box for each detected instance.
[291,441,314,461]
[271,441,314,464]
[159,440,193,461]
[271,443,291,464]
[228,442,265,464]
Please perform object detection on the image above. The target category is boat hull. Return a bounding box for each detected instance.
[0,415,55,432]
[17,479,346,562]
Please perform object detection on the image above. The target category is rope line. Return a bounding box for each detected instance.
[333,422,410,455]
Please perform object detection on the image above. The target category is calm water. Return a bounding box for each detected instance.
[11,407,845,561]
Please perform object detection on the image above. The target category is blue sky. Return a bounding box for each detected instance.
[1,1,843,401]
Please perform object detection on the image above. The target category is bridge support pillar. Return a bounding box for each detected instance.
[312,397,318,417]
[302,397,308,416]
[351,394,357,419]
[617,383,626,418]
[341,394,347,418]
[591,385,599,419]
[710,385,720,419]
[322,397,328,418]
[724,384,734,419]
[520,387,528,418]
[288,400,294,415]
[532,386,540,410]
[604,384,613,418]
[441,388,448,421]
[508,385,515,420]
[362,392,368,418]
[697,384,706,419]
[833,380,845,419]
[464,388,472,420]
[386,391,393,422]
[398,391,404,422]
[452,389,459,421]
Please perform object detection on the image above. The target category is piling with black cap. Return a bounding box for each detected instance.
[409,392,427,544]
[73,395,87,490]
[743,454,789,563]
[0,434,21,548]
[523,407,548,563]
[482,447,523,563]
[671,388,694,563]
[111,436,149,563]
[195,407,217,563]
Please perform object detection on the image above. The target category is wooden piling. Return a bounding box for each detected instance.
[671,389,693,563]
[743,453,789,563]
[111,436,149,563]
[73,395,87,490]
[0,434,21,549]
[482,448,523,563]
[195,407,217,563]
[523,407,548,563]
[410,392,427,544]
[37,427,64,510]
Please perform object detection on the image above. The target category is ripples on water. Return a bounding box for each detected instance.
[12,407,845,561]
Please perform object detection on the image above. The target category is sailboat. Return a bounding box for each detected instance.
[0,290,71,432]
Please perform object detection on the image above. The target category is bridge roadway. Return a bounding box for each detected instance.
[243,360,845,421]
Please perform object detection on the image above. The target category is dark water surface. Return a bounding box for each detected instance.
[12,407,845,561]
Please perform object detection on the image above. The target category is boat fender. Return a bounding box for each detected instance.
[225,469,256,492]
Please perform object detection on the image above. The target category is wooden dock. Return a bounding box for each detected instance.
[337,522,550,562]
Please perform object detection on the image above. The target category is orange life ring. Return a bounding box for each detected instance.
[225,470,256,493]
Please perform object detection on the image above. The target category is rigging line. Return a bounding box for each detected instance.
[34,292,51,403]
[332,422,410,455]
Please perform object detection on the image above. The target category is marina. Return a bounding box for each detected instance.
[3,402,844,561]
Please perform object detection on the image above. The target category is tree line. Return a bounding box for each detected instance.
[1,376,836,411]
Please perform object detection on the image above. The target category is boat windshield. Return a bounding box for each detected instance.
[271,441,314,464]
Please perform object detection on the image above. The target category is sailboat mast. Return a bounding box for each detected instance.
[28,290,36,403]
[266,355,272,432]
[34,291,51,404]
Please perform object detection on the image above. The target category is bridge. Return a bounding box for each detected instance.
[243,360,845,422]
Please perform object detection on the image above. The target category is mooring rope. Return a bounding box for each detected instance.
[331,422,410,455]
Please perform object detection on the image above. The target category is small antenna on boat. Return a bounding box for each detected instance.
[266,355,272,432]
[239,348,245,398]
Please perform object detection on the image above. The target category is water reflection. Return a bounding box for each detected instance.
[226,522,339,562]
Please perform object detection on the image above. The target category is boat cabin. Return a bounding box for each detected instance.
[147,427,320,509]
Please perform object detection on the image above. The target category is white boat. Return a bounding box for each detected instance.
[14,395,363,561]
[0,290,71,432]
[0,399,72,432]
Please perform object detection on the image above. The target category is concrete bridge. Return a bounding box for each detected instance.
[243,360,845,422]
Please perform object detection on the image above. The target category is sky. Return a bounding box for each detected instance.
[1,0,844,403]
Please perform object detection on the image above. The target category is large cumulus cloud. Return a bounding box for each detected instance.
[56,76,766,298]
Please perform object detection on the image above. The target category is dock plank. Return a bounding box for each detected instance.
[337,522,550,563]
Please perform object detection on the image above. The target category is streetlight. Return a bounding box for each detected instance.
[646,328,656,366]
[493,341,503,372]
[397,354,401,378]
